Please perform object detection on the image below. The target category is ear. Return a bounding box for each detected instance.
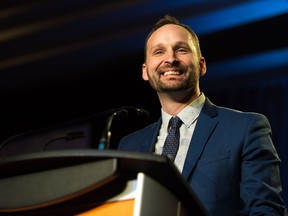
[142,63,149,81]
[199,57,207,76]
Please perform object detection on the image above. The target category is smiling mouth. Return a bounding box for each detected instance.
[163,71,181,76]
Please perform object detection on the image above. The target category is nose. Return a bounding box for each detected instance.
[164,51,178,64]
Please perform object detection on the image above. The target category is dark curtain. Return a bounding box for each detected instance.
[205,79,288,207]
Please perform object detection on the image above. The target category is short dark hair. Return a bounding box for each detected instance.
[144,15,202,60]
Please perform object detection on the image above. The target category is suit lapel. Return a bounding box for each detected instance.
[182,99,219,179]
[146,118,162,152]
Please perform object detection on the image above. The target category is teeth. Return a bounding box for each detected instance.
[163,71,180,76]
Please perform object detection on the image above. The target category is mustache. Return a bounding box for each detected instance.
[158,63,186,73]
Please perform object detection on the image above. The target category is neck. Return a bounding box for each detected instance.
[158,90,201,116]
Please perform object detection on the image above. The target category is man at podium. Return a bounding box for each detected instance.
[118,15,286,215]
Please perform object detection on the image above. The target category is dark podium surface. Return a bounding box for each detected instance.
[0,150,209,215]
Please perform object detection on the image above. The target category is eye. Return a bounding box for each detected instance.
[177,48,188,53]
[154,49,164,55]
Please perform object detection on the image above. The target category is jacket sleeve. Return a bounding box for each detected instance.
[239,113,285,215]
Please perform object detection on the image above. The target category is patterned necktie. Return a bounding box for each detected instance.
[162,116,182,161]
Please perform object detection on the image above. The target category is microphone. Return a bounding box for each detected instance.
[133,107,150,120]
[97,106,150,150]
[117,106,150,120]
[98,109,128,150]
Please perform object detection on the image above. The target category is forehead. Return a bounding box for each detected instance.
[147,24,192,46]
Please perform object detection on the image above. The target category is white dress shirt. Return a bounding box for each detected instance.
[154,93,205,172]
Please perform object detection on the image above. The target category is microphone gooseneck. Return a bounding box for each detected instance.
[98,109,128,150]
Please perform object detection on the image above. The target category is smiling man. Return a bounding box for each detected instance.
[118,15,286,216]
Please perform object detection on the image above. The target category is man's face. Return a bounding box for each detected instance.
[142,24,206,93]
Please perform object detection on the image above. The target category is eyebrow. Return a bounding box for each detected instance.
[152,41,190,48]
[150,43,165,50]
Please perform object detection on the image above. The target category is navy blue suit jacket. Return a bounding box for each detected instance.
[118,98,285,215]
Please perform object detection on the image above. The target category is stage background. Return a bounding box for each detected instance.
[0,0,287,207]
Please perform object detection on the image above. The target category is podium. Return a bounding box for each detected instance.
[0,150,209,216]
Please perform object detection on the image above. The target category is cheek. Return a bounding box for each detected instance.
[146,58,162,71]
[143,57,164,77]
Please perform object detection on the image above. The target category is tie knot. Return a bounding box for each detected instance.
[169,116,182,130]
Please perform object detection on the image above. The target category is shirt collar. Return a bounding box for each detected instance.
[161,93,205,128]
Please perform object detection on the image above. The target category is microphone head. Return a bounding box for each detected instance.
[111,106,150,121]
[115,109,129,117]
[135,108,150,119]
[119,106,150,120]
